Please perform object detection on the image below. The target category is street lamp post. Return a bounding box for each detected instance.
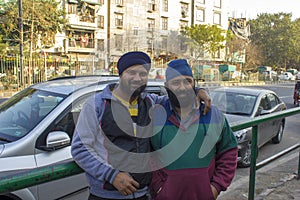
[18,0,24,87]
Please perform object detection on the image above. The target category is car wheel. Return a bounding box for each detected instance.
[272,121,284,144]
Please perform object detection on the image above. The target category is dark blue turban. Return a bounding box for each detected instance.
[166,59,193,81]
[117,51,151,75]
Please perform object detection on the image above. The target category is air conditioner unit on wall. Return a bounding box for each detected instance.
[181,10,188,18]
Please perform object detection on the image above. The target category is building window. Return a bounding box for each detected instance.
[148,18,155,31]
[147,38,153,52]
[196,9,205,22]
[181,3,188,18]
[115,34,123,51]
[97,15,104,29]
[179,21,188,30]
[116,0,123,6]
[79,3,95,23]
[148,0,156,12]
[213,12,221,25]
[133,27,139,35]
[115,13,123,28]
[162,17,168,30]
[67,31,94,48]
[68,4,77,14]
[163,0,168,12]
[214,0,221,8]
[97,39,104,51]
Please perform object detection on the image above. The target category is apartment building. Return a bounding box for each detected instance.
[47,0,229,73]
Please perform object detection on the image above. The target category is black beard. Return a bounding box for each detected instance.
[167,88,180,108]
[166,87,196,108]
[130,84,146,101]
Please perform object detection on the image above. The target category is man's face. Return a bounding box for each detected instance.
[119,65,149,98]
[165,76,195,108]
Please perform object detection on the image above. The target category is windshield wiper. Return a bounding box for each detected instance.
[0,136,12,142]
[226,112,249,116]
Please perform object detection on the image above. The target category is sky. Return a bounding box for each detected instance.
[228,0,300,20]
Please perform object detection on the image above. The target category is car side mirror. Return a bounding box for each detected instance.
[41,131,70,151]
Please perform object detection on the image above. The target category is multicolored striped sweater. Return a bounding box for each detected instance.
[151,100,238,200]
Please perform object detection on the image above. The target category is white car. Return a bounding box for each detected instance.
[278,72,295,81]
[0,76,166,200]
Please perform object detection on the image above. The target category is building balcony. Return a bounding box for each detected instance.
[65,38,96,53]
[68,15,97,30]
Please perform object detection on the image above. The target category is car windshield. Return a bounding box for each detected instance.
[0,88,66,143]
[211,91,257,116]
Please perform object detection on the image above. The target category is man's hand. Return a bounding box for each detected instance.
[197,89,211,115]
[210,184,219,199]
[112,172,139,196]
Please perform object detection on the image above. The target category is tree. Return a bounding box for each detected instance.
[249,13,300,69]
[0,0,66,52]
[181,24,226,63]
[0,0,66,85]
[226,33,263,71]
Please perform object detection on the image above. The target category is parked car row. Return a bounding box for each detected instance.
[278,72,296,81]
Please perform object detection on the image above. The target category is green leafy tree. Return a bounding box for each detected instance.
[181,24,226,62]
[249,12,300,69]
[0,0,66,53]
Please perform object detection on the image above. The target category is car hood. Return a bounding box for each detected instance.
[224,114,251,125]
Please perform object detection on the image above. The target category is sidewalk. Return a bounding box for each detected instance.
[218,151,300,200]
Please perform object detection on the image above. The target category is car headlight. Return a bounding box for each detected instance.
[234,127,252,143]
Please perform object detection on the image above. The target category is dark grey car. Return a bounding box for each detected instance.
[210,87,286,167]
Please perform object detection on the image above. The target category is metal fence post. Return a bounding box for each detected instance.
[298,149,300,180]
[248,125,258,200]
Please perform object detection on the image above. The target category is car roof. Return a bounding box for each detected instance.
[31,75,119,95]
[211,87,275,96]
[30,76,166,95]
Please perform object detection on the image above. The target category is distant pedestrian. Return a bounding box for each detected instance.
[155,71,164,80]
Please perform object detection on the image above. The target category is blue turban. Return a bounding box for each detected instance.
[166,59,193,81]
[117,51,151,75]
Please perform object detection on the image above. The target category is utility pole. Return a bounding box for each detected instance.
[107,0,111,70]
[18,0,24,87]
[191,0,194,25]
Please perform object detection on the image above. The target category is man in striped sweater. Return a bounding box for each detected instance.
[150,59,238,200]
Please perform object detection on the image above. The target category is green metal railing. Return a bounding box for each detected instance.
[0,107,300,200]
